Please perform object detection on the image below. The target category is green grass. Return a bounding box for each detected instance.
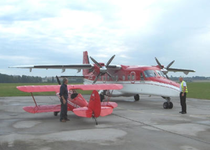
[0,82,210,100]
[0,83,91,97]
[187,82,210,100]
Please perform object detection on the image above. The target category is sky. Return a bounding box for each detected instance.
[0,0,210,77]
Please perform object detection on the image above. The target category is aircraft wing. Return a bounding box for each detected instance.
[167,68,195,75]
[17,84,123,93]
[9,64,121,72]
[9,64,93,72]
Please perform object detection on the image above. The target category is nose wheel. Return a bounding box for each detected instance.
[162,97,173,109]
[54,111,59,116]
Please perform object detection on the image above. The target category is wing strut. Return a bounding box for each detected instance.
[31,93,38,107]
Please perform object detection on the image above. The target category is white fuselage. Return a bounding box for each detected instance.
[84,79,180,97]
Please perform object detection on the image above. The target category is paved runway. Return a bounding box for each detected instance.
[0,95,210,150]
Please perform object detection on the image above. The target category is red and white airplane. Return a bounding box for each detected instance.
[11,51,195,109]
[17,84,123,125]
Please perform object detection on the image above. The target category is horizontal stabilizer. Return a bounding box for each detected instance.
[73,107,113,118]
[73,107,92,118]
[101,102,118,108]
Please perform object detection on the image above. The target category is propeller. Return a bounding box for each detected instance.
[56,76,61,85]
[155,57,175,79]
[90,55,115,84]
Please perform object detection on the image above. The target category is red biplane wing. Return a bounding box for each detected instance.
[17,84,123,93]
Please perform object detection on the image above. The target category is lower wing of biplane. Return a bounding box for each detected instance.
[17,84,123,125]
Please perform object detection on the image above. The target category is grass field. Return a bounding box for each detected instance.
[0,82,210,100]
[0,83,91,97]
[187,82,210,100]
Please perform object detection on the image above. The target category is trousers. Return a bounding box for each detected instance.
[180,92,187,113]
[60,98,68,121]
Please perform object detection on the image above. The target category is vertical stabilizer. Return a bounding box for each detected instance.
[88,90,101,118]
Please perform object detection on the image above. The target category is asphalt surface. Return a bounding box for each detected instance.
[0,95,210,150]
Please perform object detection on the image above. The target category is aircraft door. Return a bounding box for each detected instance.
[130,71,136,84]
[140,72,145,82]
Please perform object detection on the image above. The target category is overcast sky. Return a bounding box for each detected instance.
[0,0,210,77]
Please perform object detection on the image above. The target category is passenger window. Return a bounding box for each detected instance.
[122,75,125,81]
[128,75,130,80]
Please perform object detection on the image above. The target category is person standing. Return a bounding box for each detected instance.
[179,77,188,114]
[59,78,70,122]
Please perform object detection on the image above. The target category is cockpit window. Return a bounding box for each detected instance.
[156,70,166,77]
[144,70,157,78]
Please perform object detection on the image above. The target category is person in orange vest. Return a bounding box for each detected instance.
[179,77,188,114]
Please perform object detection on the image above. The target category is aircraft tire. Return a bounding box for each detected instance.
[168,102,173,109]
[54,112,59,116]
[134,94,140,101]
[163,102,169,109]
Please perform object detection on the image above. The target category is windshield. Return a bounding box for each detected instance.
[144,70,157,78]
[156,70,166,77]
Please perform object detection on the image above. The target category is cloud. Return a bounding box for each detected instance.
[0,0,210,77]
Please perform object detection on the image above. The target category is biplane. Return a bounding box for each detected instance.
[17,84,123,125]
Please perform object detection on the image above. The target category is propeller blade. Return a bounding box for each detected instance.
[155,57,163,69]
[90,57,102,68]
[106,72,114,80]
[93,73,101,84]
[165,74,169,79]
[56,76,61,85]
[106,55,115,67]
[166,60,175,69]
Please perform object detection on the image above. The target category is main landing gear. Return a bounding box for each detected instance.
[162,97,173,109]
[134,94,140,101]
[54,111,59,116]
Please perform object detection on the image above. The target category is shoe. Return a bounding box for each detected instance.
[60,119,66,122]
[65,118,70,121]
[179,111,183,113]
[181,112,187,114]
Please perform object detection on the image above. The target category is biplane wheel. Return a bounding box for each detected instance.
[54,112,59,116]
[134,94,140,101]
[168,102,173,109]
[163,102,169,109]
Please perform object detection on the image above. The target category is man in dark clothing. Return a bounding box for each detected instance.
[59,78,70,122]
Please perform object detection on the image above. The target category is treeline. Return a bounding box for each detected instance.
[0,73,42,83]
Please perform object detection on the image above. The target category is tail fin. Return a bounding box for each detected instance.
[88,90,101,118]
[83,51,90,76]
[73,90,113,119]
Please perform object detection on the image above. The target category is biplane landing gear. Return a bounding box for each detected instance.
[162,97,173,109]
[134,94,140,101]
[54,111,59,116]
[100,94,105,102]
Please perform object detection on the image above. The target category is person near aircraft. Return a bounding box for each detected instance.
[71,89,78,99]
[179,77,188,114]
[59,78,70,122]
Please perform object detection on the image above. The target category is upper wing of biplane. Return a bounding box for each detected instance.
[17,84,123,93]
